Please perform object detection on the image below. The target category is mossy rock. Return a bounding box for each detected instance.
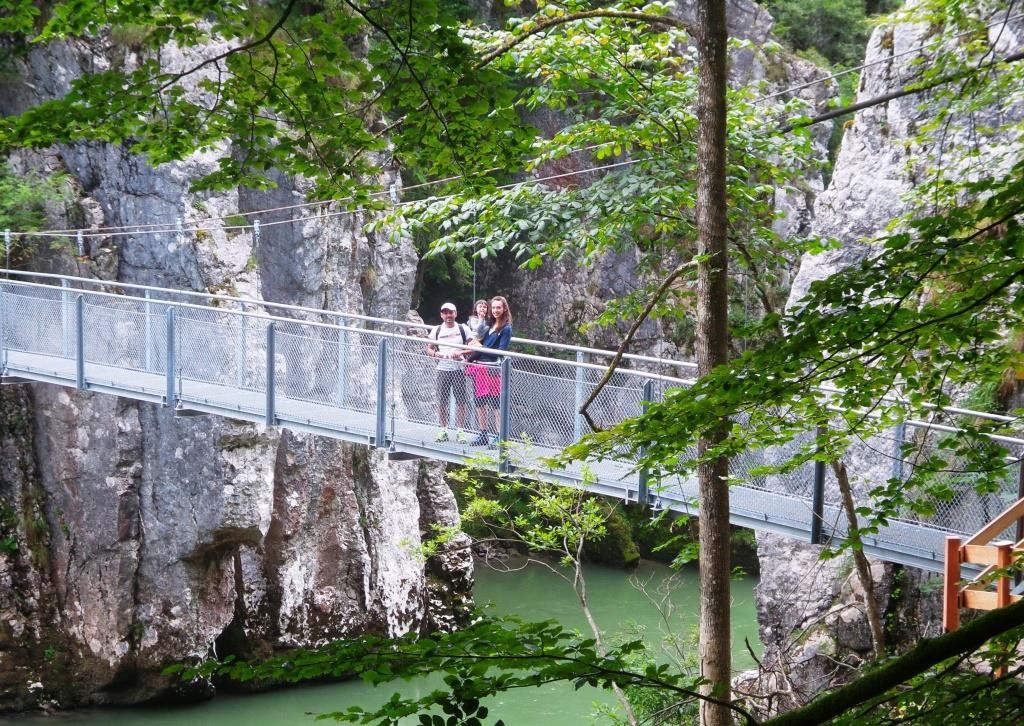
[583,501,640,568]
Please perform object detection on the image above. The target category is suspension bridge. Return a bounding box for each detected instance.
[2,269,1022,575]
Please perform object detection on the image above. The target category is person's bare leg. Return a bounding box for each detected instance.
[438,397,449,428]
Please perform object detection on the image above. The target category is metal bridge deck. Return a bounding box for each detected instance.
[1,273,1013,573]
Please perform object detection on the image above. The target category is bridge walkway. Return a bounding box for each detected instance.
[2,270,1022,573]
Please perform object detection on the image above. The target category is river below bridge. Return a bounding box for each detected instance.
[10,560,760,725]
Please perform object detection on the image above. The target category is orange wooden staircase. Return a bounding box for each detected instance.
[944,496,1024,633]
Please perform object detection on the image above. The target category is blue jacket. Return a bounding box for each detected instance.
[468,324,512,364]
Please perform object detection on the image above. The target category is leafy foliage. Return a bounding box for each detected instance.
[762,0,897,70]
[0,0,531,198]
[370,3,815,349]
[0,166,71,232]
[164,615,734,725]
[560,1,1024,558]
[0,164,73,262]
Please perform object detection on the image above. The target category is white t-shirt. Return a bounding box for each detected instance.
[430,323,470,371]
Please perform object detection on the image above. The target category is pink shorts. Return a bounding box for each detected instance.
[466,364,501,398]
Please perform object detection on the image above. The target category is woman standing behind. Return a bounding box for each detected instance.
[463,296,512,446]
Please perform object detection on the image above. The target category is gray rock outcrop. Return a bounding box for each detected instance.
[738,7,1023,717]
[0,35,470,712]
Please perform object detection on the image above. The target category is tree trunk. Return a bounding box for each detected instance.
[694,2,732,724]
[831,460,887,659]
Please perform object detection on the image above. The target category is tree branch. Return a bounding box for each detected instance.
[152,0,301,95]
[375,9,691,142]
[779,49,1024,133]
[579,259,697,433]
[831,459,887,660]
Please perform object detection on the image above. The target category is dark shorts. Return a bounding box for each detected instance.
[476,394,499,409]
[436,369,468,405]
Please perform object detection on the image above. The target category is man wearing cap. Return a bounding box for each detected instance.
[426,302,472,442]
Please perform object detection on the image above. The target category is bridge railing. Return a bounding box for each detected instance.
[3,273,1024,565]
[0,268,698,380]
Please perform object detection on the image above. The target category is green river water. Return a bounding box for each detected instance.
[6,560,759,725]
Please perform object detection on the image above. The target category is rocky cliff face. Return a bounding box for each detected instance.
[739,8,1024,717]
[0,36,470,712]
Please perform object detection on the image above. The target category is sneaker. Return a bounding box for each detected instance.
[456,430,468,444]
[470,431,489,446]
[435,430,449,443]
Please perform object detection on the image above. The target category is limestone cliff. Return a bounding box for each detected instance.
[738,8,1024,717]
[0,36,470,712]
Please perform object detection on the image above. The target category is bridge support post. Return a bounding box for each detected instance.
[375,337,388,448]
[498,357,512,473]
[574,351,587,441]
[891,421,906,483]
[75,295,85,390]
[336,326,348,407]
[943,535,962,632]
[810,425,826,545]
[143,290,153,372]
[0,279,6,372]
[165,307,176,406]
[265,322,276,426]
[996,540,1013,677]
[1017,458,1024,548]
[637,379,654,506]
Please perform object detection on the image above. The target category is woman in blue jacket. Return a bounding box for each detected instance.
[463,296,512,446]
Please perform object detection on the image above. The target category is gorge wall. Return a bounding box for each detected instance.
[740,7,1024,717]
[0,36,471,712]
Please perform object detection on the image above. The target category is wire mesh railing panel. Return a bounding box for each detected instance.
[270,323,380,431]
[345,336,383,416]
[140,302,170,376]
[81,297,149,372]
[1,286,69,358]
[508,359,581,450]
[501,358,648,489]
[389,336,437,432]
[175,311,271,412]
[886,427,1022,536]
[176,315,237,388]
[275,322,341,408]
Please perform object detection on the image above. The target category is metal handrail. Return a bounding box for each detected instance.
[0,268,695,371]
[2,271,1022,442]
[0,278,695,386]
